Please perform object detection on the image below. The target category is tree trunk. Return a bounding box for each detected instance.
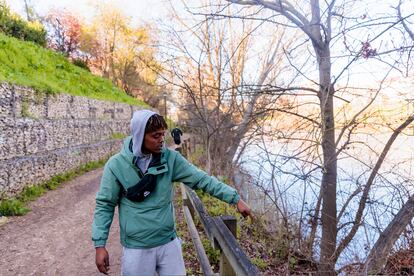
[24,0,32,21]
[307,190,322,254]
[206,135,212,174]
[318,46,337,276]
[364,195,414,274]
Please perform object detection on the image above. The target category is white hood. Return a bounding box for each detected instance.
[130,109,157,171]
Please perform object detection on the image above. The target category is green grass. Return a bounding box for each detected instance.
[201,236,221,267]
[0,33,148,106]
[0,158,108,216]
[109,132,127,140]
[252,257,268,269]
[0,199,29,216]
[19,184,47,202]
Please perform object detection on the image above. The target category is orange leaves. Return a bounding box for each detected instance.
[45,9,83,57]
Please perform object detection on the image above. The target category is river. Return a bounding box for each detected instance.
[239,131,414,267]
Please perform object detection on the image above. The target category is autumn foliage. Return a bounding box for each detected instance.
[43,5,162,108]
[45,10,82,57]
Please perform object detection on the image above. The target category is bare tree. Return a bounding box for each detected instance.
[158,1,296,177]
[216,1,339,273]
[203,0,414,274]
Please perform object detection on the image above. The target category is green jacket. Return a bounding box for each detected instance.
[92,136,240,249]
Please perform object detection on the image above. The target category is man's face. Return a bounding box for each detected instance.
[142,129,166,154]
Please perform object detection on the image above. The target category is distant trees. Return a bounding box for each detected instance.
[43,4,162,107]
[44,10,82,57]
[85,5,160,100]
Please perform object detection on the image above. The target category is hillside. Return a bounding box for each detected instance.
[0,33,147,106]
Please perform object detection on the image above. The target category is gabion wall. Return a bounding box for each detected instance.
[0,83,144,197]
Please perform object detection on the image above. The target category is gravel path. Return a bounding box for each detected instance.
[0,169,122,276]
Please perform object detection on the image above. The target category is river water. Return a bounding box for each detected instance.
[239,131,414,267]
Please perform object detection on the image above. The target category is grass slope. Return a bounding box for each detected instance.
[0,33,147,106]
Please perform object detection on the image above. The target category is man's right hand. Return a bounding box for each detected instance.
[95,247,110,275]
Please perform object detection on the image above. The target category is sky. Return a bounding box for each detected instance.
[5,0,171,25]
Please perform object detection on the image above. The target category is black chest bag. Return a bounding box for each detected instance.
[122,154,163,202]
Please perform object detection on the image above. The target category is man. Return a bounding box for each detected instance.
[171,127,183,145]
[92,109,251,275]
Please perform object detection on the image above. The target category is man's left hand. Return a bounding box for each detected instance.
[236,199,252,219]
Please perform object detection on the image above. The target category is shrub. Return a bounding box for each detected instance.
[72,58,90,71]
[0,1,47,46]
[0,199,29,216]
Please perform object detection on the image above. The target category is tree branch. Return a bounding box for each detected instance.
[334,114,414,261]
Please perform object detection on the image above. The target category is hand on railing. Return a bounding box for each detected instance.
[236,199,253,220]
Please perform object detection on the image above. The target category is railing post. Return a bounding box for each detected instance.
[183,185,261,276]
[219,216,237,276]
[181,184,215,276]
[182,193,195,220]
[183,140,188,156]
[187,137,191,154]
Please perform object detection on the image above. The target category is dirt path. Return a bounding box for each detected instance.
[0,169,122,276]
[0,137,202,276]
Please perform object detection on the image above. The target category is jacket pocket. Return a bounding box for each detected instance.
[122,203,175,243]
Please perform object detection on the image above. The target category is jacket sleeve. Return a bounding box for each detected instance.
[92,163,121,247]
[172,152,240,205]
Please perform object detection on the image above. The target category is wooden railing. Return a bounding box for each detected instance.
[177,136,261,276]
